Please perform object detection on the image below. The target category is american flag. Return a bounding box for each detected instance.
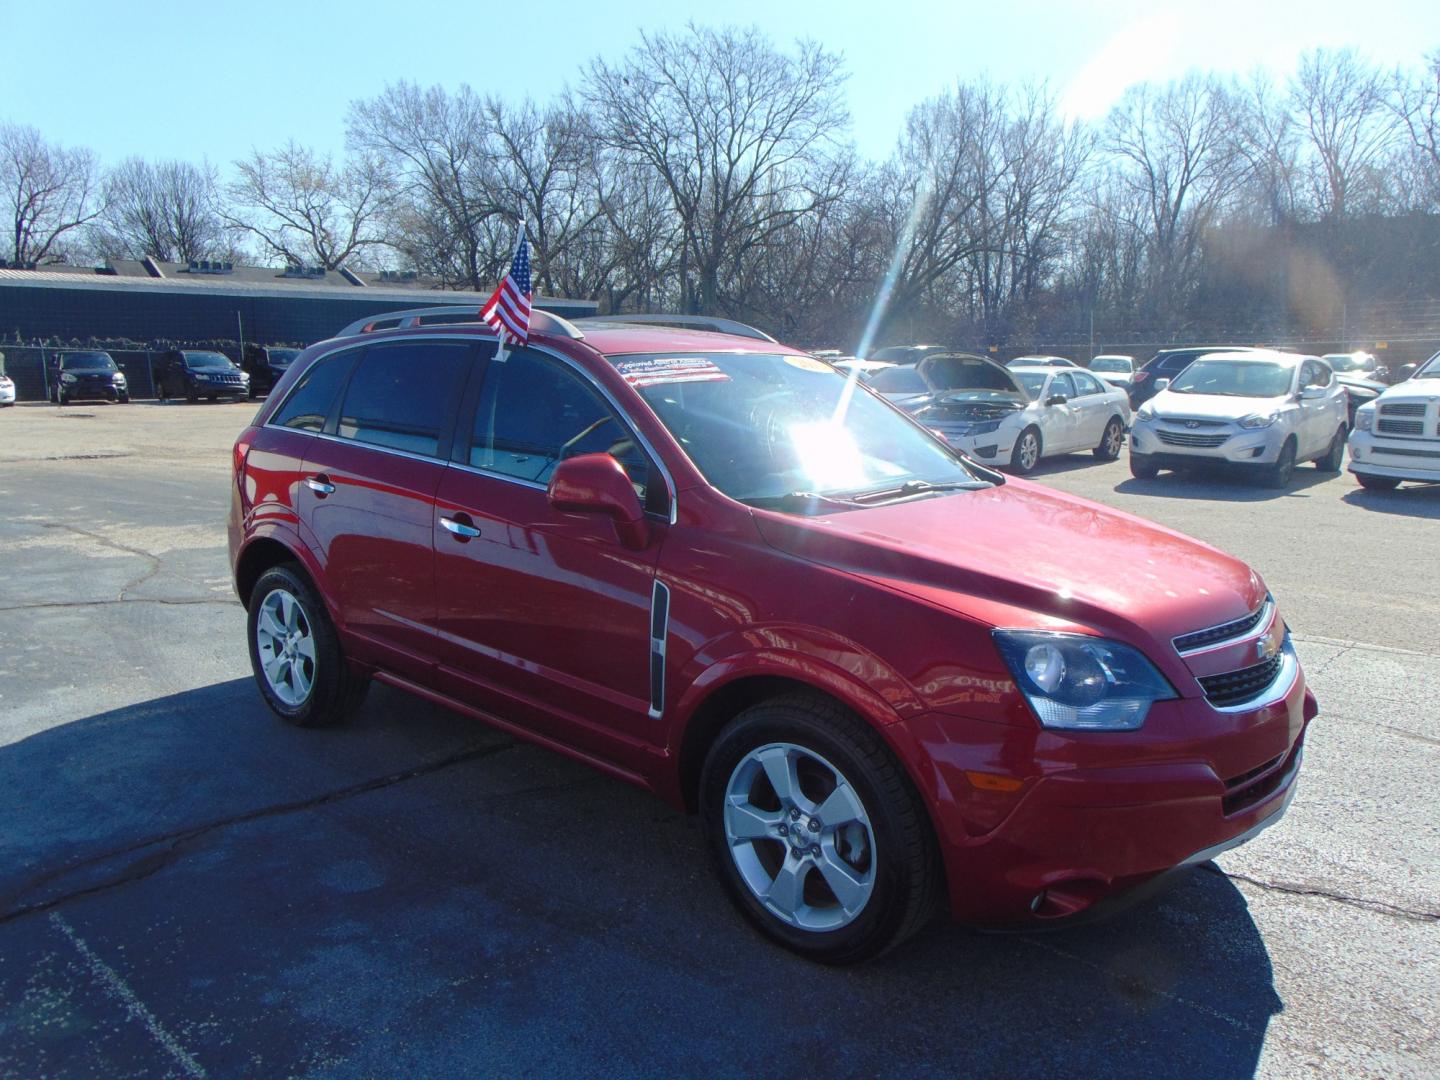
[481,225,532,345]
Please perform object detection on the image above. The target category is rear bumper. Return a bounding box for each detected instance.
[891,670,1316,926]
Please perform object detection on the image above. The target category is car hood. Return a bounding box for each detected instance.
[1334,374,1385,393]
[1374,381,1440,404]
[1095,372,1133,385]
[752,480,1264,646]
[1147,391,1287,420]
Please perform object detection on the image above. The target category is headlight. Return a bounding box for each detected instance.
[60,372,77,383]
[113,373,126,383]
[1355,408,1374,432]
[1239,412,1279,429]
[993,630,1176,731]
[969,420,1001,435]
[1136,407,1155,423]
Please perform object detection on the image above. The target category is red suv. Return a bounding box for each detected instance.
[229,308,1317,963]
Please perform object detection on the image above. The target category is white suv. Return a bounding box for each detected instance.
[1129,351,1349,488]
[1348,350,1440,490]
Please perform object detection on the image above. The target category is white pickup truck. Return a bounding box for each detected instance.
[1348,350,1440,490]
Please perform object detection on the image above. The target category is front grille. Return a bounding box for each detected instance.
[1156,429,1229,448]
[1174,602,1268,654]
[1198,652,1285,707]
[1377,418,1425,436]
[1380,403,1428,418]
[1164,417,1227,428]
[1375,446,1440,459]
[1222,743,1300,817]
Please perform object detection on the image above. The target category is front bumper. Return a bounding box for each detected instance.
[1130,421,1285,466]
[61,379,126,401]
[0,384,14,404]
[890,664,1315,926]
[1348,429,1440,483]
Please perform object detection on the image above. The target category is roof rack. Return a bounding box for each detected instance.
[335,306,584,341]
[573,313,777,343]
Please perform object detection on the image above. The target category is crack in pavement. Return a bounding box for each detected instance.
[0,741,517,926]
[42,522,164,601]
[0,597,240,613]
[1200,863,1440,922]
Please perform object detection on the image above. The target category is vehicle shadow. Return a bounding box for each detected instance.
[0,681,1281,1077]
[1114,465,1336,501]
[1341,484,1440,518]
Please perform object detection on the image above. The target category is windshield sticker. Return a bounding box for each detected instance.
[784,354,833,373]
[618,357,731,388]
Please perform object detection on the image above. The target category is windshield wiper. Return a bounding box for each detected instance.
[741,491,866,512]
[848,478,992,505]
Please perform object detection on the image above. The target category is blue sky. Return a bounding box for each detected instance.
[2,0,1435,168]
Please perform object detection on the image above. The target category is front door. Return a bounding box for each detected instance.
[431,347,665,769]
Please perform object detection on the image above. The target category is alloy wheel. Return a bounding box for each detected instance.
[1104,422,1123,457]
[723,742,877,932]
[1018,431,1040,471]
[254,587,317,706]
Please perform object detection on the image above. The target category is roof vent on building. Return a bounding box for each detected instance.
[378,269,420,282]
[282,265,327,279]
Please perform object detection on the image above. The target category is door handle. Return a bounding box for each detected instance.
[304,475,335,496]
[441,515,482,540]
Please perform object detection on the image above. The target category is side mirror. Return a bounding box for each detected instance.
[547,453,649,549]
[1046,393,1069,406]
[1153,378,1170,392]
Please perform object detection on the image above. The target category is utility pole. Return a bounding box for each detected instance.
[1089,309,1095,357]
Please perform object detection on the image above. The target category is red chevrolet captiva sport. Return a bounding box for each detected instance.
[229,308,1317,963]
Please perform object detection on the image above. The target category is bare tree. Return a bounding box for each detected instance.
[0,122,102,265]
[227,141,392,269]
[94,157,223,262]
[1105,75,1243,319]
[1392,50,1440,210]
[583,23,849,315]
[348,82,500,289]
[1233,72,1304,225]
[1290,48,1399,218]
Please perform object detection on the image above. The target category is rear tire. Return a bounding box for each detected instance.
[1010,426,1042,474]
[1094,417,1125,460]
[700,693,941,964]
[186,384,198,404]
[1356,473,1400,491]
[247,564,369,727]
[1315,427,1346,472]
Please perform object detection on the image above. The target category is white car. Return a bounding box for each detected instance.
[898,358,1131,474]
[0,372,14,407]
[1089,355,1136,389]
[1129,351,1349,487]
[1348,349,1440,490]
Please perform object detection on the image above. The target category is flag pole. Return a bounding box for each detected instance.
[492,218,526,365]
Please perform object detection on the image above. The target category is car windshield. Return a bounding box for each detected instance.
[1415,352,1440,379]
[184,352,234,370]
[1322,354,1368,372]
[867,366,929,394]
[62,353,117,372]
[1091,358,1132,373]
[267,349,300,366]
[611,352,984,508]
[1169,359,1294,398]
[1012,372,1049,400]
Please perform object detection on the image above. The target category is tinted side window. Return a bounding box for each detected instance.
[470,349,648,494]
[336,342,471,457]
[1051,373,1077,398]
[273,353,355,432]
[1304,361,1331,387]
[1073,372,1103,395]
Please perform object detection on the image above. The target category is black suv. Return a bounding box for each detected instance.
[1129,346,1263,408]
[241,344,303,398]
[49,351,130,405]
[155,349,250,402]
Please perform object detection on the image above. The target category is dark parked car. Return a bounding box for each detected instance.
[869,344,949,365]
[48,351,129,405]
[155,349,250,403]
[242,344,303,398]
[228,306,1314,963]
[1129,346,1264,408]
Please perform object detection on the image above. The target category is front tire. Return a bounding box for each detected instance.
[1315,427,1346,472]
[1129,452,1159,479]
[1262,438,1297,488]
[700,694,940,964]
[1010,426,1042,474]
[1094,417,1125,460]
[1356,473,1400,491]
[247,564,368,727]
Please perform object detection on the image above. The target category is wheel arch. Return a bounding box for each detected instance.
[234,531,324,613]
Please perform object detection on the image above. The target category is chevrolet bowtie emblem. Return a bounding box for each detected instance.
[1256,630,1281,661]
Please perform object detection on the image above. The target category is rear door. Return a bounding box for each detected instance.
[430,346,667,768]
[296,338,474,679]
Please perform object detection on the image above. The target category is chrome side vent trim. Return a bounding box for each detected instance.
[648,580,671,720]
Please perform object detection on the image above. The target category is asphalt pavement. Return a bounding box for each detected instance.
[0,401,1436,1078]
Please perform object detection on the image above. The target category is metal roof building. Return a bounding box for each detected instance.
[0,261,596,347]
